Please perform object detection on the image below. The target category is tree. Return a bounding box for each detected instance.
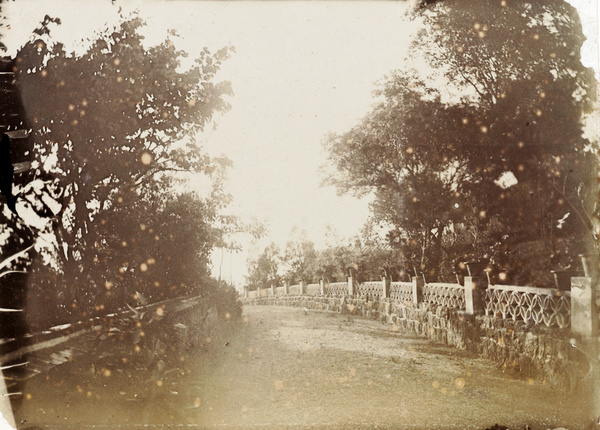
[324,74,475,279]
[281,231,318,285]
[324,0,597,284]
[310,230,354,283]
[350,220,405,281]
[0,14,238,327]
[410,0,593,108]
[245,242,282,291]
[410,0,598,255]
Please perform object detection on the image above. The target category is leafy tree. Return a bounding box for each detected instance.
[213,211,267,282]
[351,221,405,281]
[245,242,282,291]
[411,0,594,111]
[311,246,352,283]
[309,228,354,283]
[324,0,597,284]
[26,179,223,327]
[281,232,318,285]
[0,14,239,327]
[410,0,598,259]
[324,74,475,279]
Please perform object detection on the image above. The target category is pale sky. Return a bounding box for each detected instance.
[3,0,598,286]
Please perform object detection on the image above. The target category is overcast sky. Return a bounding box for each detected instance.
[3,0,598,286]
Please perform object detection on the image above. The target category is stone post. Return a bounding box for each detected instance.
[571,277,597,339]
[300,280,307,295]
[283,281,289,296]
[464,276,487,315]
[320,279,325,295]
[256,286,261,298]
[271,283,276,297]
[381,276,390,299]
[412,276,424,306]
[348,276,356,297]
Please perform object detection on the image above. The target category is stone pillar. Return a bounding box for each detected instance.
[300,281,306,295]
[283,281,289,296]
[381,276,390,299]
[571,277,597,338]
[412,276,424,306]
[348,276,356,297]
[320,279,325,295]
[464,276,487,315]
[256,286,261,298]
[271,283,276,296]
[571,276,600,424]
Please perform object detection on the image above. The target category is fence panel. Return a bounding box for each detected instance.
[357,281,383,299]
[259,288,273,297]
[390,282,413,303]
[288,284,303,296]
[248,279,575,330]
[485,284,571,328]
[325,282,348,297]
[306,283,321,296]
[423,282,465,310]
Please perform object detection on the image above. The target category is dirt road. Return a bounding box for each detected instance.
[14,305,588,429]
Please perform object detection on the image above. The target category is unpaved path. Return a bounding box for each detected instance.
[14,305,588,429]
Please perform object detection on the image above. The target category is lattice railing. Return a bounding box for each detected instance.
[356,281,384,299]
[390,282,413,303]
[259,288,273,297]
[288,285,302,296]
[423,283,465,309]
[251,279,575,330]
[306,283,321,296]
[325,282,349,297]
[485,284,571,328]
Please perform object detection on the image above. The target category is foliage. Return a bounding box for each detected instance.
[204,278,243,321]
[323,0,597,284]
[245,242,283,291]
[310,245,353,283]
[15,15,232,280]
[324,73,476,280]
[410,0,598,253]
[0,14,240,326]
[282,236,317,285]
[245,224,406,289]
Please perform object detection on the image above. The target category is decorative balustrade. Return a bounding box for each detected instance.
[306,283,321,296]
[485,284,571,328]
[247,276,596,333]
[325,282,349,297]
[390,282,413,304]
[357,281,384,299]
[288,284,303,296]
[262,288,273,297]
[423,282,465,310]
